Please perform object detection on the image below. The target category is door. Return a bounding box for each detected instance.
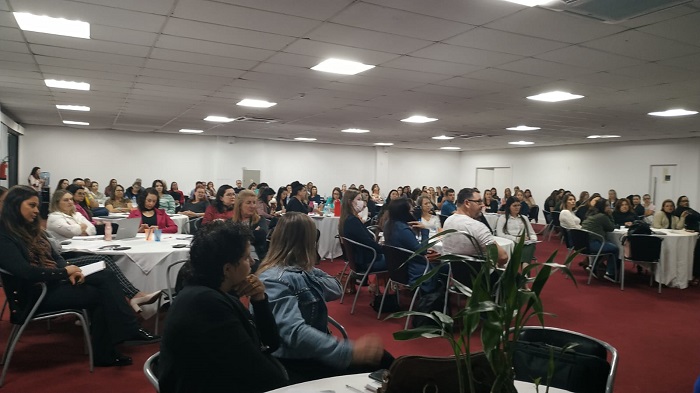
[649,165,676,206]
[475,168,494,192]
[241,169,260,188]
[476,167,512,195]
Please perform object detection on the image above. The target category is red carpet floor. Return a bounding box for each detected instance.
[1,231,699,392]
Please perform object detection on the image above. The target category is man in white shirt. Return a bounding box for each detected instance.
[442,188,508,266]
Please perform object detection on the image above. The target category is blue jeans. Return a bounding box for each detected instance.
[589,240,619,276]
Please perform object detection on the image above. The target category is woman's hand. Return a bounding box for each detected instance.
[68,271,85,285]
[351,334,384,365]
[138,224,149,233]
[682,210,690,218]
[235,274,266,301]
[181,210,195,218]
[408,221,426,230]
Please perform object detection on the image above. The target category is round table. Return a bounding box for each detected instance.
[311,214,343,259]
[104,212,189,234]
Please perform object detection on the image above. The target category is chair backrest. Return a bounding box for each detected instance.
[339,236,377,273]
[438,214,449,226]
[166,259,189,301]
[327,316,348,339]
[626,235,663,262]
[568,228,596,254]
[188,217,203,235]
[515,326,618,393]
[0,267,47,325]
[143,351,160,392]
[381,245,416,285]
[551,211,561,227]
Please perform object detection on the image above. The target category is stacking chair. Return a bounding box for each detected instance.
[379,245,426,328]
[327,316,348,339]
[154,259,189,333]
[546,211,562,241]
[187,217,203,235]
[438,214,449,227]
[338,236,388,314]
[514,326,618,393]
[143,351,160,392]
[0,268,93,387]
[620,234,664,293]
[568,229,616,284]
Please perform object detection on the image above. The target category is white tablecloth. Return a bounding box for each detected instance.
[266,373,571,393]
[483,212,500,231]
[607,228,699,289]
[63,233,191,293]
[431,236,514,260]
[311,215,343,259]
[103,213,189,234]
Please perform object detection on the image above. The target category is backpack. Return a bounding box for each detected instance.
[627,220,652,236]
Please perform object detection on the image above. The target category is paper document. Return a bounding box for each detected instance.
[73,235,104,240]
[80,260,106,277]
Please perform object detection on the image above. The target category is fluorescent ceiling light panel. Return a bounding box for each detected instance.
[294,137,317,141]
[45,79,90,91]
[648,109,698,117]
[311,58,375,75]
[63,120,89,126]
[401,115,438,123]
[432,135,454,140]
[13,12,90,39]
[56,104,89,111]
[374,142,394,146]
[501,0,556,6]
[179,129,204,134]
[506,125,540,131]
[509,141,534,145]
[587,135,621,139]
[527,91,584,102]
[342,128,370,134]
[236,99,277,108]
[204,115,235,123]
[440,146,460,150]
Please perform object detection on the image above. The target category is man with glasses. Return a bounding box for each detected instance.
[442,188,508,266]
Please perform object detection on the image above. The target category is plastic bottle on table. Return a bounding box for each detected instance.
[334,199,341,217]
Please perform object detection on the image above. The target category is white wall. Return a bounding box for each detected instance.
[459,138,700,208]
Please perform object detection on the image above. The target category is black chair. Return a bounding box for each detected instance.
[0,268,93,387]
[379,245,425,328]
[438,214,449,227]
[187,217,203,235]
[514,326,618,393]
[620,234,664,293]
[568,228,616,284]
[546,211,562,241]
[338,237,388,314]
[154,259,189,333]
[143,351,160,392]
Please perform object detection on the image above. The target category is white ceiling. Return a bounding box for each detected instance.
[1,0,699,151]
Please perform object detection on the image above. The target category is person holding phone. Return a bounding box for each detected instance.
[128,188,178,233]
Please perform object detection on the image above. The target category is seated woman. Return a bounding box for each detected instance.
[0,186,158,367]
[257,213,390,383]
[631,195,645,217]
[575,193,601,221]
[581,198,618,282]
[642,194,656,220]
[483,189,499,213]
[206,181,217,200]
[104,184,134,213]
[499,188,513,211]
[325,187,342,209]
[47,189,96,241]
[202,185,236,225]
[128,188,178,233]
[338,189,386,272]
[523,189,540,223]
[104,178,118,198]
[153,179,176,214]
[612,198,637,227]
[416,195,441,234]
[275,186,289,213]
[371,184,384,204]
[55,178,69,193]
[286,181,311,214]
[514,190,530,218]
[180,185,209,219]
[495,197,538,264]
[558,193,581,230]
[168,182,185,206]
[308,186,323,205]
[88,181,107,205]
[675,196,699,231]
[652,199,687,230]
[576,191,590,209]
[233,190,269,262]
[158,221,288,393]
[256,187,278,220]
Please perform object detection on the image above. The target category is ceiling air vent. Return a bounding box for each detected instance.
[543,0,691,23]
[232,116,278,124]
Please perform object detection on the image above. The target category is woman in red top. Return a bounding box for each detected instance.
[128,188,178,233]
[202,184,236,225]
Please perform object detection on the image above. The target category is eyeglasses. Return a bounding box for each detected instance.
[467,199,483,205]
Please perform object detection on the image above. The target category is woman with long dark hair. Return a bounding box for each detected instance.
[202,184,236,225]
[127,188,178,233]
[28,167,44,191]
[55,178,69,193]
[275,186,288,213]
[581,198,618,282]
[338,189,385,272]
[257,213,390,383]
[0,186,158,367]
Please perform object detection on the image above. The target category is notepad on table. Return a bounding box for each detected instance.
[80,260,106,277]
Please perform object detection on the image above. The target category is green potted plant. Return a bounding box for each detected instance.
[389,230,577,393]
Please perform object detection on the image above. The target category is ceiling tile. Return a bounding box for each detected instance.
[410,43,522,66]
[210,0,354,21]
[65,0,177,14]
[24,32,151,57]
[362,0,523,25]
[306,23,432,54]
[162,18,295,51]
[30,44,145,66]
[155,35,275,61]
[149,48,259,70]
[463,68,551,87]
[446,27,568,56]
[144,59,242,78]
[584,30,700,61]
[382,56,482,76]
[536,46,644,72]
[283,39,400,64]
[497,58,595,79]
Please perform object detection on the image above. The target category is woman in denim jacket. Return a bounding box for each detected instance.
[257,212,393,383]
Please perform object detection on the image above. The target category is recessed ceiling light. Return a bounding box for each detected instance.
[648,109,698,117]
[440,146,461,150]
[311,58,375,75]
[204,115,235,123]
[500,0,556,6]
[45,79,90,91]
[509,141,534,145]
[506,125,541,131]
[56,104,90,111]
[374,142,394,146]
[63,120,89,126]
[527,91,584,102]
[342,128,371,134]
[236,99,277,108]
[401,115,438,123]
[13,12,90,39]
[294,137,317,141]
[179,129,204,134]
[432,135,454,140]
[587,135,621,139]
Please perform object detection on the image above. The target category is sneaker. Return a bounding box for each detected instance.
[603,274,618,283]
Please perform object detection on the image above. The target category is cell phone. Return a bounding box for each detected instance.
[98,245,120,250]
[172,244,189,248]
[113,246,131,251]
[369,369,388,383]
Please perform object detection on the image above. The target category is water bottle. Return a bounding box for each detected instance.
[334,199,341,217]
[104,221,113,241]
[132,196,137,206]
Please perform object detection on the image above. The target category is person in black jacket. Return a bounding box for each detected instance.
[0,186,158,367]
[286,181,311,214]
[338,189,386,272]
[158,221,288,393]
[612,198,637,227]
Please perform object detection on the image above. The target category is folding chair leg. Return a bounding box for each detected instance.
[338,264,350,304]
[377,280,391,319]
[351,274,368,314]
[1,324,27,387]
